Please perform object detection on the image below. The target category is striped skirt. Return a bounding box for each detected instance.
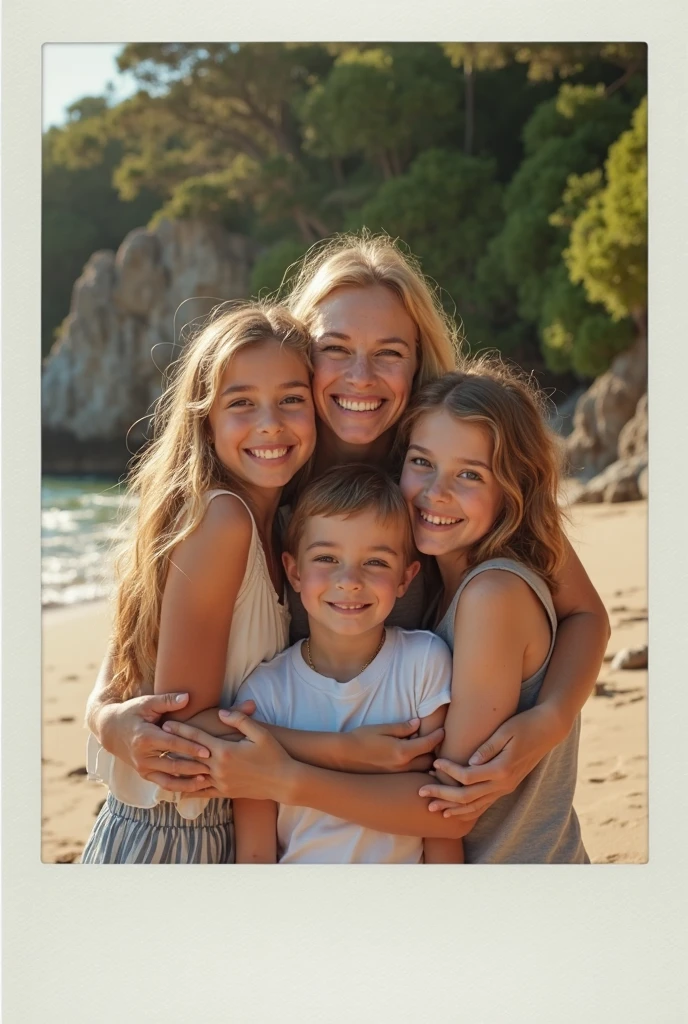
[81,793,234,864]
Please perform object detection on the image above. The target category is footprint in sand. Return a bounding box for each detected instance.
[67,766,88,778]
[59,715,76,723]
[588,759,609,767]
[629,803,644,809]
[600,818,617,826]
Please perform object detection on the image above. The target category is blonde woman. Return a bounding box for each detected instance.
[87,234,609,844]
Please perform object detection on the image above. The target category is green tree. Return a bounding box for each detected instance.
[564,96,647,327]
[349,148,503,344]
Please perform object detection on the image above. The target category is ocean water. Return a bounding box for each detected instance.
[41,476,136,608]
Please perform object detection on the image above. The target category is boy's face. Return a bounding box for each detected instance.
[283,510,420,637]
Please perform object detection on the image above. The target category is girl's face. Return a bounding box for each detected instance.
[207,338,316,492]
[399,408,504,561]
[310,285,419,447]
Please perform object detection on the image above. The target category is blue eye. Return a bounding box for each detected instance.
[460,470,482,481]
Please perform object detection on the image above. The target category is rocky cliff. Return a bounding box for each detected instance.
[42,220,259,474]
[566,333,648,503]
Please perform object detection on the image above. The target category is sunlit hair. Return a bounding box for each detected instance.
[399,357,568,589]
[286,231,461,392]
[285,463,415,564]
[109,302,313,701]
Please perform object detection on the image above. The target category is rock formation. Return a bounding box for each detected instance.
[42,220,259,473]
[567,335,648,503]
[566,335,647,480]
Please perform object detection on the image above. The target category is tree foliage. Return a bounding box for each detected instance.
[564,96,647,322]
[43,42,647,381]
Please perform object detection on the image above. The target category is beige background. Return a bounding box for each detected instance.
[3,2,687,1021]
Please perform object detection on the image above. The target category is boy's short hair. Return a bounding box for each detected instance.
[285,464,415,562]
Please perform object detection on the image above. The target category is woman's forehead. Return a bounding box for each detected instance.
[313,284,416,337]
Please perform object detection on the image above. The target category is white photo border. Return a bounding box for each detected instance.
[3,2,688,1019]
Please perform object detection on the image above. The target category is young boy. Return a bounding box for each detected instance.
[232,464,461,864]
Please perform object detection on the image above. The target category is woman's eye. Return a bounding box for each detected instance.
[366,559,389,568]
[314,555,336,563]
[409,456,431,468]
[321,345,349,355]
[459,470,482,481]
[376,349,403,359]
[282,395,306,405]
[227,399,251,408]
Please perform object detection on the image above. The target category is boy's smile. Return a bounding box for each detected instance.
[283,510,420,667]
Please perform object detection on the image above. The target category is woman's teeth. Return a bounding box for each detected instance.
[419,510,461,526]
[247,447,290,460]
[334,397,383,412]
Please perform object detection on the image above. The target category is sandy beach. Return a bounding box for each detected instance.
[41,499,648,864]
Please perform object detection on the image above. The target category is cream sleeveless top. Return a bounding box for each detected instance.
[430,557,588,864]
[86,489,291,819]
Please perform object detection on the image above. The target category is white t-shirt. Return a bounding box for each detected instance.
[236,627,452,864]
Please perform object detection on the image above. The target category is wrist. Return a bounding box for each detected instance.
[94,702,120,752]
[278,759,308,806]
[533,698,570,748]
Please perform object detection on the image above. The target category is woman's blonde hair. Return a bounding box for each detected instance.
[286,231,461,389]
[110,302,312,700]
[399,358,568,589]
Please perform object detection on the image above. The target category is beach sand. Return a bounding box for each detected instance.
[41,499,648,864]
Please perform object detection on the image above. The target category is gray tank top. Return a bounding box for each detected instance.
[432,557,588,864]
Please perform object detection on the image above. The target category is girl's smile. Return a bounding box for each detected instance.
[207,338,316,492]
[400,409,503,564]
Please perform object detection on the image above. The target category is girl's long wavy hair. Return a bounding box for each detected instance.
[285,231,461,394]
[109,302,312,701]
[399,358,568,589]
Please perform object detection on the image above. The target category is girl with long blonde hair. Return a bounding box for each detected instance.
[82,302,317,862]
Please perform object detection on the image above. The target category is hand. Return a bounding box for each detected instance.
[418,704,564,817]
[97,692,213,792]
[347,718,445,773]
[158,710,296,801]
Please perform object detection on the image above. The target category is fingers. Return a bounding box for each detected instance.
[434,758,501,786]
[468,726,511,766]
[380,718,421,738]
[152,729,211,761]
[144,771,211,792]
[151,756,209,777]
[442,797,493,818]
[229,699,256,717]
[405,754,435,773]
[162,719,220,751]
[401,728,444,761]
[138,692,189,717]
[418,780,494,806]
[216,710,266,743]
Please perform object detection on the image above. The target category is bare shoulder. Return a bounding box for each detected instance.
[170,492,253,579]
[455,568,545,632]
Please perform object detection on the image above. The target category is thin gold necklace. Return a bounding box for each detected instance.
[305,629,386,677]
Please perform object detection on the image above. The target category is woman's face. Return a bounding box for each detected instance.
[207,338,316,492]
[310,285,419,448]
[399,408,503,561]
